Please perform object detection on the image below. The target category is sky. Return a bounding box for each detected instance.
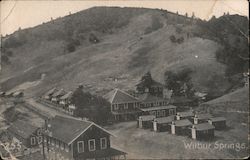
[0,0,249,36]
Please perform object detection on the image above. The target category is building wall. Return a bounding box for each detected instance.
[143,108,176,118]
[72,125,111,159]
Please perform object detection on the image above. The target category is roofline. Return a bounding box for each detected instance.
[110,88,138,103]
[68,122,116,145]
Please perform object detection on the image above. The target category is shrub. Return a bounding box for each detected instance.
[170,35,176,43]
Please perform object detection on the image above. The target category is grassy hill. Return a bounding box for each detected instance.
[0,7,248,97]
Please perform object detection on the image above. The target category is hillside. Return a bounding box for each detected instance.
[0,7,248,97]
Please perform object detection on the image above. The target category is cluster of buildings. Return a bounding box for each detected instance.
[4,116,127,160]
[0,90,24,98]
[42,88,76,115]
[137,111,226,140]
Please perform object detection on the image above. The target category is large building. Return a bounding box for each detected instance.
[104,89,141,121]
[43,116,126,160]
[138,93,169,108]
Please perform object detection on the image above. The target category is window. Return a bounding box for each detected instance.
[100,137,107,149]
[162,110,165,117]
[77,141,84,153]
[169,109,174,115]
[60,142,64,150]
[51,139,55,146]
[88,139,96,151]
[204,130,209,134]
[157,110,161,117]
[37,136,43,144]
[124,104,128,110]
[31,137,36,145]
[56,140,59,148]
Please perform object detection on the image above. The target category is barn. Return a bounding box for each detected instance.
[171,119,192,136]
[153,116,175,132]
[137,115,155,129]
[208,117,226,130]
[191,123,215,140]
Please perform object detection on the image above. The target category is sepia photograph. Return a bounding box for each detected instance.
[0,0,249,159]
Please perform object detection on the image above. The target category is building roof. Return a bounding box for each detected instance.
[139,115,156,121]
[44,88,57,96]
[209,117,226,122]
[173,119,192,127]
[177,111,194,117]
[51,89,65,97]
[153,116,175,124]
[13,91,23,97]
[195,113,213,120]
[140,105,176,112]
[60,91,73,100]
[46,116,114,145]
[74,147,126,159]
[104,89,138,104]
[193,123,215,130]
[138,93,165,103]
[7,120,38,139]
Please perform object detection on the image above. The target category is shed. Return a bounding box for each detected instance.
[176,111,194,120]
[191,123,215,140]
[44,88,57,100]
[193,113,213,124]
[137,115,155,129]
[51,89,65,103]
[171,119,192,136]
[13,91,24,98]
[140,105,177,118]
[153,116,175,132]
[208,117,226,130]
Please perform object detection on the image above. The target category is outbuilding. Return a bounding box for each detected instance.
[193,113,213,124]
[171,119,192,136]
[208,117,226,130]
[191,123,215,140]
[137,115,155,129]
[176,111,194,121]
[153,116,175,132]
[13,91,24,98]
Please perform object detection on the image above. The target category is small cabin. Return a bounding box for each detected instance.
[43,88,57,100]
[12,91,24,98]
[176,111,194,121]
[193,113,213,124]
[59,91,73,106]
[0,91,5,97]
[171,119,192,136]
[208,117,226,130]
[140,105,177,118]
[153,116,175,132]
[191,123,215,140]
[137,115,155,129]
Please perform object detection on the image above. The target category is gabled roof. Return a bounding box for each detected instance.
[154,116,175,124]
[138,115,155,121]
[7,120,38,139]
[104,89,138,104]
[177,111,194,117]
[193,123,215,130]
[140,105,176,112]
[209,117,226,122]
[138,93,165,103]
[52,89,65,97]
[60,91,73,100]
[173,119,192,127]
[46,116,114,145]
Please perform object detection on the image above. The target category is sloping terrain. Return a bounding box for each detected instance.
[0,7,246,97]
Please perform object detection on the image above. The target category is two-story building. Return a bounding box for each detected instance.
[7,120,43,148]
[43,116,126,160]
[104,89,141,121]
[51,89,66,103]
[136,80,164,97]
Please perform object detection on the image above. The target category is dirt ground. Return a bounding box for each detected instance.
[106,115,249,159]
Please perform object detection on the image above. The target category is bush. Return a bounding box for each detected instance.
[170,35,176,43]
[66,42,76,53]
[89,33,99,43]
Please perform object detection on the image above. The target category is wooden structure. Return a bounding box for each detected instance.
[12,91,24,98]
[138,93,169,108]
[136,80,164,97]
[137,115,155,129]
[140,105,177,118]
[170,96,195,107]
[153,116,175,132]
[176,111,194,121]
[43,88,57,100]
[171,119,192,136]
[51,89,65,103]
[7,120,43,148]
[43,116,126,160]
[193,113,213,124]
[191,123,215,140]
[104,89,141,121]
[208,117,226,130]
[59,91,73,106]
